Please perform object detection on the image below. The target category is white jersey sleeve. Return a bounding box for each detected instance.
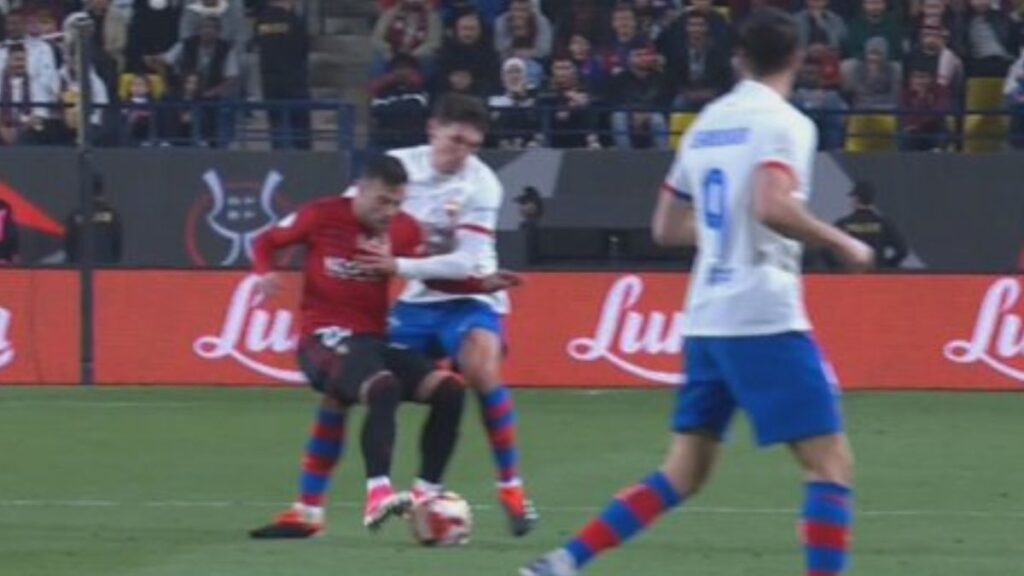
[661,149,694,202]
[752,116,817,200]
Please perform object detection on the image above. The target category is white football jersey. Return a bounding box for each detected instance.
[664,80,818,336]
[388,145,508,313]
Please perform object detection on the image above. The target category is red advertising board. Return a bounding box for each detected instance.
[0,270,79,384]
[3,270,1023,390]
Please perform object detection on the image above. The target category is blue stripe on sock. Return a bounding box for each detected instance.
[807,547,847,573]
[495,448,516,470]
[300,473,329,495]
[643,472,683,508]
[566,540,593,566]
[307,438,342,459]
[600,500,642,541]
[481,387,511,408]
[316,409,344,427]
[492,410,516,429]
[804,482,851,526]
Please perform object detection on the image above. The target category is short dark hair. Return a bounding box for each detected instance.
[361,155,408,188]
[432,93,489,133]
[738,8,800,77]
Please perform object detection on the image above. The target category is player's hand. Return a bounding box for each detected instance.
[835,237,874,273]
[355,239,397,276]
[480,270,524,292]
[252,273,282,302]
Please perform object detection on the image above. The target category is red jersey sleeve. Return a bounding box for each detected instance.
[389,212,425,258]
[251,205,318,274]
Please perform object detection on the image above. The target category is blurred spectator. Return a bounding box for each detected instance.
[59,52,110,144]
[254,0,310,149]
[71,0,128,100]
[1005,48,1024,147]
[515,185,544,227]
[549,0,612,45]
[911,0,955,39]
[120,72,156,144]
[437,61,483,96]
[669,12,733,109]
[153,16,238,101]
[656,0,732,80]
[494,0,552,61]
[507,35,546,86]
[0,197,18,265]
[906,24,963,89]
[960,0,1017,77]
[160,72,214,144]
[796,0,847,51]
[844,0,904,60]
[488,56,543,148]
[539,55,600,148]
[371,0,442,74]
[632,0,681,40]
[834,181,908,269]
[370,53,430,149]
[843,37,901,108]
[440,0,504,27]
[603,3,649,78]
[608,45,671,149]
[900,66,950,150]
[567,32,608,96]
[0,9,59,85]
[436,11,500,96]
[124,0,183,73]
[792,54,848,149]
[808,41,843,87]
[0,43,60,145]
[64,174,122,264]
[180,0,246,53]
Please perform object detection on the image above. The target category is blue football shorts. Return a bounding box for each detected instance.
[387,299,503,361]
[672,331,843,447]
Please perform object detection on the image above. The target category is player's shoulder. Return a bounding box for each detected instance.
[464,155,503,199]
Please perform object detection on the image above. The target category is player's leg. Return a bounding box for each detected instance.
[250,337,348,539]
[335,336,413,530]
[445,304,536,536]
[521,338,735,575]
[719,332,853,576]
[386,345,467,501]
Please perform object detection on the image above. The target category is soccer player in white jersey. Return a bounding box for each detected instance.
[521,9,873,576]
[358,94,538,536]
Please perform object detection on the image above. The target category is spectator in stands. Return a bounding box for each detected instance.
[808,41,843,87]
[539,54,600,148]
[254,0,310,149]
[656,0,731,83]
[120,72,157,144]
[567,32,608,96]
[180,0,246,51]
[792,52,848,149]
[608,45,671,149]
[371,0,442,75]
[912,0,955,38]
[160,72,212,144]
[64,174,122,264]
[124,0,183,73]
[906,24,963,88]
[603,3,649,78]
[436,60,484,96]
[834,181,908,269]
[960,0,1017,77]
[632,0,681,40]
[549,0,612,46]
[494,0,552,61]
[72,0,128,100]
[0,43,60,145]
[488,56,543,148]
[668,12,733,110]
[370,53,430,149]
[844,0,904,60]
[843,37,901,108]
[436,10,500,97]
[1005,48,1024,147]
[683,0,732,46]
[795,0,847,52]
[0,196,18,265]
[900,65,950,150]
[0,9,59,86]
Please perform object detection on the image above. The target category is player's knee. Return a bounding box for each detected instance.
[458,331,502,389]
[430,375,466,416]
[802,442,855,486]
[363,373,402,408]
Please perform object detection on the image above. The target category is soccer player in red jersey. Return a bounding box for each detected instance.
[247,155,468,538]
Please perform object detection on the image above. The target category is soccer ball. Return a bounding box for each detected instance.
[409,491,472,546]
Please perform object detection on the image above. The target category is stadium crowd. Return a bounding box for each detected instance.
[368,0,1024,151]
[0,0,311,148]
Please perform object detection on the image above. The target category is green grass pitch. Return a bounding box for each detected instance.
[0,387,1021,576]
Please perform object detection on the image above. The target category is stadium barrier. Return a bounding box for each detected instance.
[1,270,1022,391]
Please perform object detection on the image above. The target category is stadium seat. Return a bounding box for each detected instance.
[963,77,1009,152]
[669,112,698,150]
[118,73,166,102]
[844,114,897,152]
[965,77,1004,111]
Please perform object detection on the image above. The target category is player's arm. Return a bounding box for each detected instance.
[652,184,697,247]
[752,165,872,272]
[250,206,315,296]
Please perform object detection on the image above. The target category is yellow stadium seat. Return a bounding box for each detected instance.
[118,73,166,101]
[714,5,731,21]
[669,112,698,150]
[965,77,1004,111]
[844,114,897,152]
[963,114,1009,153]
